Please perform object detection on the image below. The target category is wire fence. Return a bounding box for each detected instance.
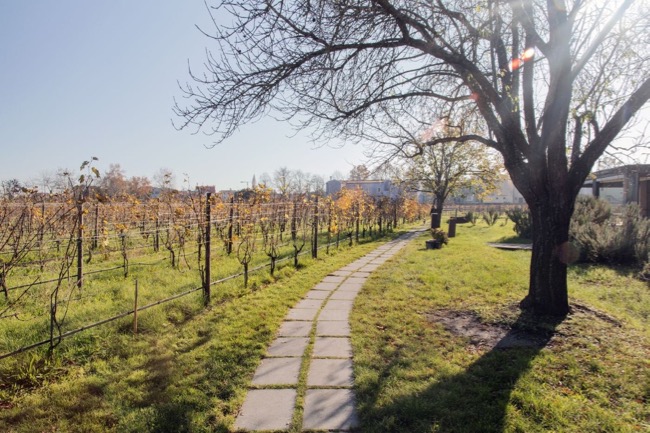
[1,191,431,360]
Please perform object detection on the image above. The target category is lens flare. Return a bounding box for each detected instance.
[508,47,536,72]
[522,48,535,62]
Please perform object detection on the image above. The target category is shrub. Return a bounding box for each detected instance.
[639,259,650,281]
[572,194,611,225]
[430,228,449,245]
[465,211,478,226]
[505,207,532,239]
[482,209,500,226]
[570,196,650,266]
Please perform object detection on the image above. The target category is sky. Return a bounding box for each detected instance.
[0,1,367,191]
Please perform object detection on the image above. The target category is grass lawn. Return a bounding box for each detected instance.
[1,220,648,432]
[351,220,649,433]
[0,229,407,433]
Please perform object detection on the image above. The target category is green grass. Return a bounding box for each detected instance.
[0,224,381,356]
[351,221,649,433]
[0,228,410,432]
[2,221,648,432]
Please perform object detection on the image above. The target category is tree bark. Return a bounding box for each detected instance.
[430,196,444,229]
[521,199,572,316]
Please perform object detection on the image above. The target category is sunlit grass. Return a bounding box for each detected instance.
[0,227,410,432]
[351,221,649,433]
[2,220,648,432]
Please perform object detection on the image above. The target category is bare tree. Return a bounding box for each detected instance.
[272,167,294,197]
[348,165,371,181]
[101,164,127,198]
[1,179,23,199]
[175,0,650,316]
[153,168,176,191]
[259,172,273,188]
[309,174,326,195]
[295,169,318,195]
[126,176,153,199]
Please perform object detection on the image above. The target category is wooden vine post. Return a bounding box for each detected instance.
[312,196,319,259]
[154,213,160,252]
[133,279,139,334]
[76,203,83,290]
[92,203,99,250]
[1,263,7,301]
[227,196,234,255]
[204,193,212,306]
[355,203,360,244]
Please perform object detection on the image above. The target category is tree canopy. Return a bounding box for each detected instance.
[402,136,503,215]
[175,0,650,315]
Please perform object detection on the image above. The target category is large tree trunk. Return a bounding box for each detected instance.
[521,199,573,316]
[430,196,444,229]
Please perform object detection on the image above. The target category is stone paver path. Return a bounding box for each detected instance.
[234,231,420,432]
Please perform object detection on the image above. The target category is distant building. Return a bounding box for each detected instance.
[440,179,524,205]
[582,164,650,217]
[482,179,525,204]
[196,185,216,195]
[217,189,236,201]
[325,179,401,199]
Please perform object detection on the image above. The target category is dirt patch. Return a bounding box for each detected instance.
[426,309,553,350]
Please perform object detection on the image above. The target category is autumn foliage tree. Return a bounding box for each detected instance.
[400,113,504,227]
[175,0,650,316]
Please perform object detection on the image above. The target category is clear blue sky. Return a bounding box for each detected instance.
[0,1,366,190]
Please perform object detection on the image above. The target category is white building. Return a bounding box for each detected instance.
[325,179,401,199]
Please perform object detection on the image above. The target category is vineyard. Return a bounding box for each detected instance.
[0,184,427,360]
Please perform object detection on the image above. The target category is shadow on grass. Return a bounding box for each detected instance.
[357,312,565,433]
[493,235,532,244]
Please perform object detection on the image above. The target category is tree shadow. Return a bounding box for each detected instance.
[357,311,566,433]
[492,235,532,244]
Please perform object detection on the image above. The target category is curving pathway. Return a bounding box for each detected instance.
[234,230,420,432]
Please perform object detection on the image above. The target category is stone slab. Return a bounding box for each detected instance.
[234,389,296,431]
[304,290,329,300]
[330,290,358,300]
[313,337,352,358]
[318,309,350,321]
[302,389,359,431]
[330,270,353,277]
[324,300,354,310]
[317,321,351,336]
[307,359,354,387]
[252,357,302,385]
[341,263,363,270]
[286,308,318,321]
[337,282,363,292]
[277,321,312,337]
[294,299,325,309]
[267,337,309,357]
[359,264,380,272]
[322,275,345,283]
[313,281,339,291]
[346,276,367,284]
